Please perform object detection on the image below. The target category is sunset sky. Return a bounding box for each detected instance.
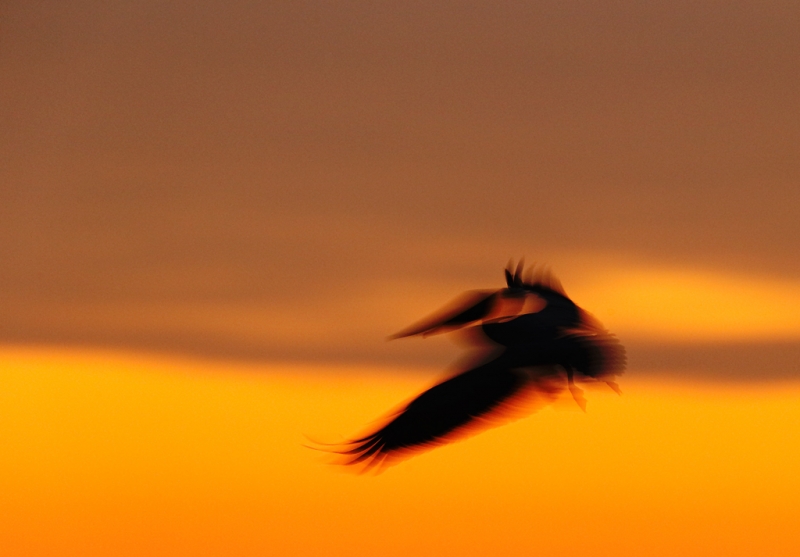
[1,1,799,555]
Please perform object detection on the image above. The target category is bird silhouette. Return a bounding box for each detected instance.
[322,261,626,471]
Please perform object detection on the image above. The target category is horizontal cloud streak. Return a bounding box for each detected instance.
[3,336,798,383]
[627,340,800,383]
[3,260,800,382]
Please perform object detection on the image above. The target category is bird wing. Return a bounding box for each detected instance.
[390,289,550,340]
[389,290,500,338]
[327,356,563,471]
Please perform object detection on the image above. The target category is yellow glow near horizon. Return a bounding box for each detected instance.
[0,347,798,556]
[567,265,800,342]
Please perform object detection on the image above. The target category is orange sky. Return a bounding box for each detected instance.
[1,1,799,555]
[1,348,798,557]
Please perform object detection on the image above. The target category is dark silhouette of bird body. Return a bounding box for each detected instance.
[324,261,625,471]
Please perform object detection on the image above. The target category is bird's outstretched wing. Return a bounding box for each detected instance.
[390,289,551,339]
[389,290,500,339]
[324,355,563,471]
[390,261,576,340]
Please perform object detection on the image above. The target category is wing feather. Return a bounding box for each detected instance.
[389,290,499,339]
[328,356,563,471]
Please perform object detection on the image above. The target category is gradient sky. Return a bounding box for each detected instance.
[1,1,799,555]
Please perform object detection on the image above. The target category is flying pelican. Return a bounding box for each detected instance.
[323,261,626,471]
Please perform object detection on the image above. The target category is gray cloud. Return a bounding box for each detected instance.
[627,340,800,383]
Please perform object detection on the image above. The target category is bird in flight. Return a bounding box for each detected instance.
[321,260,626,471]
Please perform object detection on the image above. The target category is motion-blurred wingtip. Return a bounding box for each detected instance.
[606,381,623,395]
